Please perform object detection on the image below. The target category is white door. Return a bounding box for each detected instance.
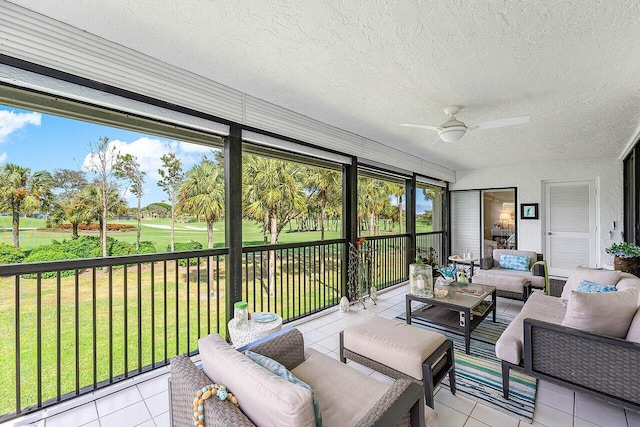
[544,181,597,277]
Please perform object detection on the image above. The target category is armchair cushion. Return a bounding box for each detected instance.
[199,333,315,427]
[291,348,388,427]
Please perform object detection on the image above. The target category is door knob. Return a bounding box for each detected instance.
[547,232,552,235]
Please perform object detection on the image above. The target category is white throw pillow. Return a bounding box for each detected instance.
[562,289,637,338]
[560,266,621,303]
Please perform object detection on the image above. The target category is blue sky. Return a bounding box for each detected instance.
[0,104,216,206]
[0,103,434,213]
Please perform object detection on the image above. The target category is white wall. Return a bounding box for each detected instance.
[450,157,623,270]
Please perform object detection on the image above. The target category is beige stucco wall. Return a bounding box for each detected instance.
[450,157,623,273]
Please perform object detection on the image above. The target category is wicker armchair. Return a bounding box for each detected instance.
[169,328,426,427]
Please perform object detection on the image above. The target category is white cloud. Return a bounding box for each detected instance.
[0,152,7,163]
[0,110,42,143]
[83,137,173,179]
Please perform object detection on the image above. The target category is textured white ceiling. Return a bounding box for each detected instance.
[8,0,640,172]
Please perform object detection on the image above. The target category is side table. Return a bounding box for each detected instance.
[228,312,283,349]
[448,256,479,279]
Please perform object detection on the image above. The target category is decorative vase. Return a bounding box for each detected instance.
[614,256,640,274]
[339,296,350,312]
[409,263,433,297]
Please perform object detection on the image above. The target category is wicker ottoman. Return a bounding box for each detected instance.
[339,315,455,408]
[472,273,531,301]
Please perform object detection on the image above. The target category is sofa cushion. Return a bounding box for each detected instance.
[615,273,640,304]
[245,351,322,427]
[199,334,315,427]
[498,253,531,271]
[292,348,388,427]
[562,289,638,338]
[625,309,640,343]
[495,292,566,365]
[477,267,545,289]
[560,266,621,303]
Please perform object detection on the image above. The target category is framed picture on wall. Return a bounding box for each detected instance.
[521,203,539,220]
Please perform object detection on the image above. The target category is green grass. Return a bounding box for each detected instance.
[0,217,348,252]
[0,216,433,416]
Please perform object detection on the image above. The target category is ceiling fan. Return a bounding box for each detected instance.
[401,106,529,144]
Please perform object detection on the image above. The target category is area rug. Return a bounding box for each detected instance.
[395,312,537,423]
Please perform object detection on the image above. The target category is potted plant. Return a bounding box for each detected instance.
[605,242,640,273]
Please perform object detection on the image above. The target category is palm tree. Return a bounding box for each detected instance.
[305,167,341,241]
[243,155,307,295]
[358,177,387,236]
[387,182,405,234]
[178,155,225,249]
[0,163,51,247]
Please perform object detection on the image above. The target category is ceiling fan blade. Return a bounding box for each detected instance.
[400,123,443,131]
[468,115,529,131]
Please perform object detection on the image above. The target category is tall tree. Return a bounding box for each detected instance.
[114,154,146,251]
[81,183,128,244]
[49,168,89,237]
[243,155,306,295]
[358,177,387,236]
[84,137,120,257]
[51,168,88,199]
[157,148,184,252]
[178,154,224,249]
[305,167,341,241]
[387,182,405,234]
[0,163,51,247]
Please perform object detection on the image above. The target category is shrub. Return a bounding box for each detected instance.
[170,240,204,266]
[62,236,101,258]
[23,245,77,278]
[137,241,157,254]
[107,239,136,256]
[0,244,25,264]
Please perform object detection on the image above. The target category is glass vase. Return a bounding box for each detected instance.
[410,263,433,297]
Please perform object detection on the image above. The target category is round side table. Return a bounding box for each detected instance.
[228,312,283,349]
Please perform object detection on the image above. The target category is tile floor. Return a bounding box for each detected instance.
[4,283,639,427]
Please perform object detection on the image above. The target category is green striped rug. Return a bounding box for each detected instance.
[396,312,536,423]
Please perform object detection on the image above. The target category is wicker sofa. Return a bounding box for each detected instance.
[497,267,640,411]
[169,328,432,427]
[476,249,546,300]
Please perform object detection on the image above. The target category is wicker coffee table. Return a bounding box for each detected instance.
[406,283,496,354]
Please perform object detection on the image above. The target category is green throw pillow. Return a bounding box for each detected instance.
[245,350,322,427]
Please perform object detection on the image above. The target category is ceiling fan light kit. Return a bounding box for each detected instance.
[438,126,467,142]
[400,106,530,145]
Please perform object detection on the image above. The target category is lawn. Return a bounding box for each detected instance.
[0,216,432,416]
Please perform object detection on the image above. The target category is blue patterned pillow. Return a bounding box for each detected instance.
[577,280,617,293]
[498,254,531,271]
[245,350,322,427]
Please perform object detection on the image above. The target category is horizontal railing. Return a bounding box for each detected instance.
[241,239,344,322]
[416,231,446,266]
[0,249,227,422]
[1,234,436,420]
